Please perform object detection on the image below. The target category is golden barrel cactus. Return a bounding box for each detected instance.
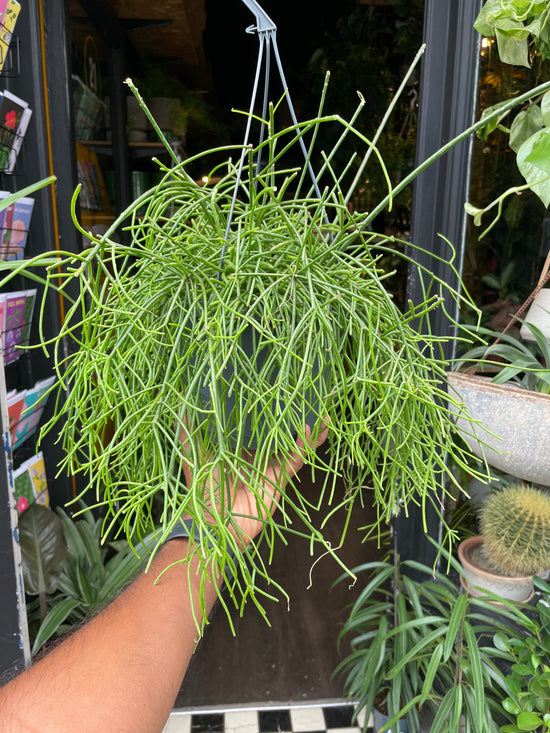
[480,484,550,577]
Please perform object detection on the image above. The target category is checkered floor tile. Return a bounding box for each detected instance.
[163,705,372,733]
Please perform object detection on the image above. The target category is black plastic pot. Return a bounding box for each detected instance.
[372,708,409,733]
[192,321,327,449]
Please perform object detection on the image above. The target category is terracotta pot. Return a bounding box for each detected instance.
[447,371,550,486]
[520,289,550,344]
[458,535,534,603]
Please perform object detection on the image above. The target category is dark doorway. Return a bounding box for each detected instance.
[176,464,382,709]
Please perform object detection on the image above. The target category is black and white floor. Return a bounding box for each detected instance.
[163,704,372,733]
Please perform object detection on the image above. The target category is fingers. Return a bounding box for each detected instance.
[283,421,330,481]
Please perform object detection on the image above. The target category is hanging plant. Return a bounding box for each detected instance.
[4,51,550,629]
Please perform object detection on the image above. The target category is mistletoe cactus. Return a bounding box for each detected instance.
[4,67,550,627]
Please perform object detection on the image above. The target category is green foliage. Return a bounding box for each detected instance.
[27,505,150,656]
[474,0,550,68]
[498,576,550,733]
[19,503,67,596]
[480,483,550,576]
[336,553,525,732]
[468,0,550,226]
[455,322,550,393]
[305,3,421,215]
[133,64,226,140]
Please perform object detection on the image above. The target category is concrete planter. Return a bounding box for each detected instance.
[447,371,550,486]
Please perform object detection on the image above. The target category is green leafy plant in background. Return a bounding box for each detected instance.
[474,0,550,69]
[135,63,226,142]
[4,64,550,631]
[25,504,150,656]
[497,576,550,733]
[335,551,535,733]
[455,321,550,393]
[19,503,67,633]
[467,0,550,232]
[305,0,422,221]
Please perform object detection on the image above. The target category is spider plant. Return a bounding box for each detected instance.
[335,550,526,733]
[455,322,550,394]
[4,70,550,630]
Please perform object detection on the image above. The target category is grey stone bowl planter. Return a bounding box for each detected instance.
[447,372,550,486]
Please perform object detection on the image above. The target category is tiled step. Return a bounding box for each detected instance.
[163,704,373,733]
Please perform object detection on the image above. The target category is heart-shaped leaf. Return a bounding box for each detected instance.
[517,127,550,206]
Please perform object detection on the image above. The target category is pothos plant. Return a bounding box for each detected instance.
[467,0,550,234]
[4,64,550,630]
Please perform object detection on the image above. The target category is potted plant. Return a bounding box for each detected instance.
[448,321,550,485]
[458,482,550,602]
[1,84,484,627]
[22,503,153,657]
[336,552,520,732]
[133,64,224,142]
[495,575,550,733]
[4,14,550,630]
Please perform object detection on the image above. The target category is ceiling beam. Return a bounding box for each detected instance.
[76,0,143,73]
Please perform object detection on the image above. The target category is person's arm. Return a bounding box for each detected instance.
[0,538,216,733]
[0,426,327,733]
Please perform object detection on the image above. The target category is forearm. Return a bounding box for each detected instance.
[0,539,219,733]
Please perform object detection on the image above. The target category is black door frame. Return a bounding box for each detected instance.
[395,0,483,567]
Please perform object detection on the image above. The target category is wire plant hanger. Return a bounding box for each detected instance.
[221,0,324,264]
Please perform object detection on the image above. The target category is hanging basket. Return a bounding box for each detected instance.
[447,371,550,486]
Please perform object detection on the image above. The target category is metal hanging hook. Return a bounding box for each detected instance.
[218,0,325,269]
[240,0,276,34]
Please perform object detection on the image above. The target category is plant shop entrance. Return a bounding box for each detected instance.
[5,0,541,720]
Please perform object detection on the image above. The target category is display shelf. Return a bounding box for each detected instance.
[80,138,186,161]
[0,344,31,673]
[0,0,81,677]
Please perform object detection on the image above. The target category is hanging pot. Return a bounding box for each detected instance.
[520,288,550,344]
[458,535,534,603]
[190,320,327,450]
[447,372,550,486]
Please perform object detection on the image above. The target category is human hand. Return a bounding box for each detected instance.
[179,424,329,548]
